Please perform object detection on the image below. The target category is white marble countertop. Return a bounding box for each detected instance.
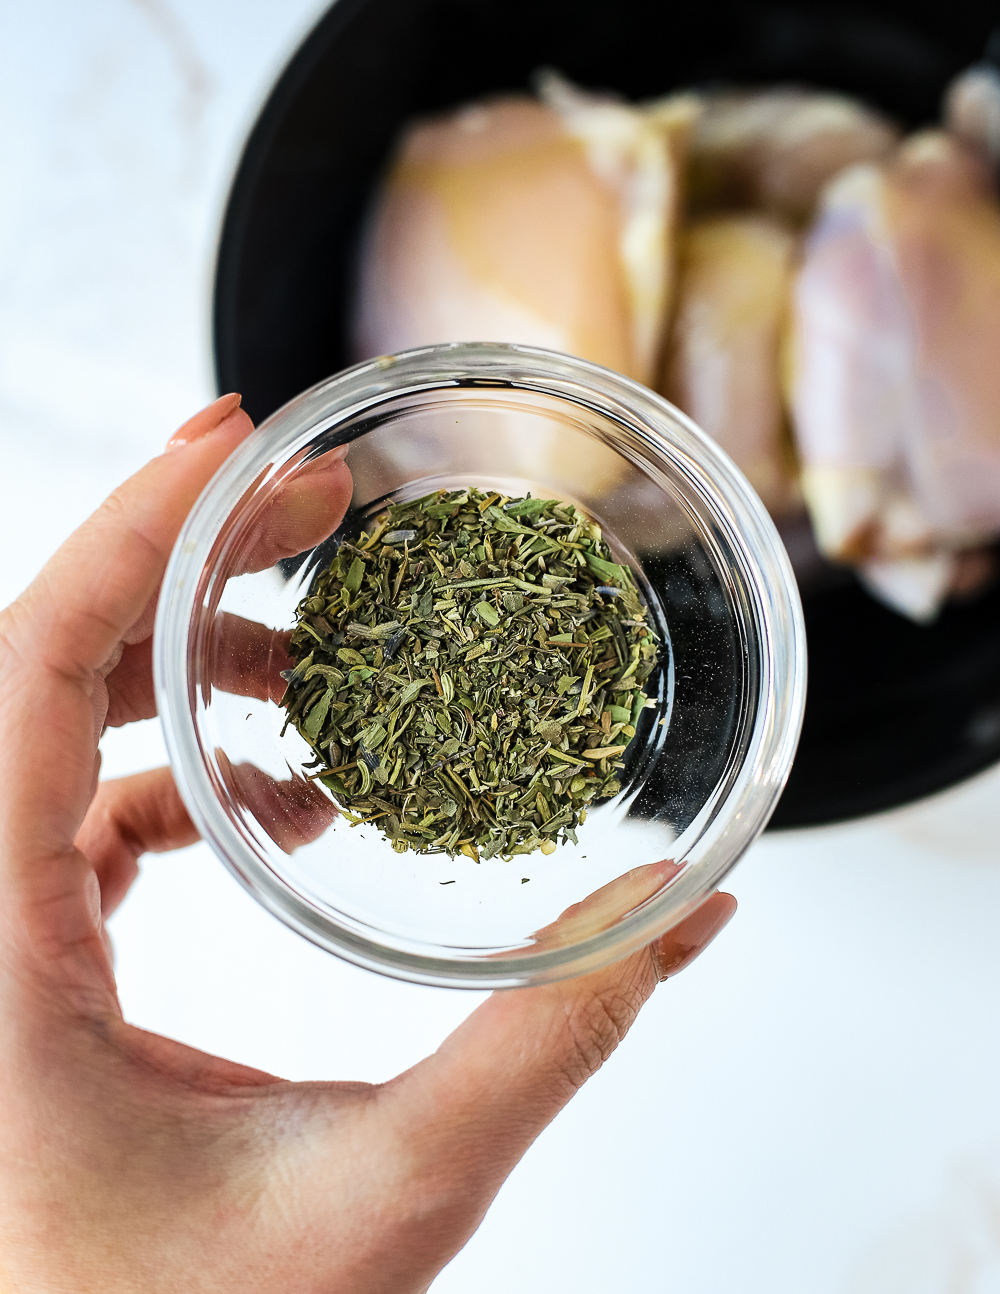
[3,4,1000,1290]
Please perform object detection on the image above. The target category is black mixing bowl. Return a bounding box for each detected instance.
[213,0,1000,828]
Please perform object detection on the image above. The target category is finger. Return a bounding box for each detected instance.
[104,616,291,729]
[650,890,738,979]
[525,859,683,953]
[74,760,338,921]
[95,586,165,729]
[74,768,200,917]
[237,451,353,575]
[383,892,736,1213]
[216,757,339,852]
[171,404,350,577]
[208,616,291,704]
[164,391,244,450]
[103,637,156,727]
[19,396,253,681]
[102,454,351,725]
[0,398,253,937]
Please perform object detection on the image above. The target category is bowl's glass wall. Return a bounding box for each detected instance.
[157,345,804,985]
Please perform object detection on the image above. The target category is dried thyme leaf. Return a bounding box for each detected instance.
[343,556,366,594]
[281,487,661,861]
[583,552,629,584]
[473,601,500,628]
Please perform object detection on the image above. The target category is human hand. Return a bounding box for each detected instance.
[0,395,736,1293]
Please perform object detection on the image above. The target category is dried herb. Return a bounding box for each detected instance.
[280,487,659,860]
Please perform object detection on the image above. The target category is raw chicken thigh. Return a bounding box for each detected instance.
[660,85,898,540]
[687,87,898,223]
[662,214,801,516]
[945,62,1000,164]
[789,131,1000,619]
[353,79,696,387]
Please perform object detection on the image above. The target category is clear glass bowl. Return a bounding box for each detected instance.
[154,343,806,988]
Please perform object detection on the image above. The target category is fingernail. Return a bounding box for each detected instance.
[656,893,737,980]
[166,393,243,452]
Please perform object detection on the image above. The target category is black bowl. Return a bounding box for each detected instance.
[213,0,1000,829]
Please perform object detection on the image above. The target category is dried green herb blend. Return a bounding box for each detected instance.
[280,487,659,860]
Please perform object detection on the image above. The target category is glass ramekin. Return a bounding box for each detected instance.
[154,343,806,988]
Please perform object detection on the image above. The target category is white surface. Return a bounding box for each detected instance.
[3,5,1000,1290]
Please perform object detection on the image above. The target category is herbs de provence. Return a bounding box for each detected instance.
[280,488,659,860]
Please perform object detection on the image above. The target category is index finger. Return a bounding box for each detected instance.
[100,440,353,728]
[0,398,254,892]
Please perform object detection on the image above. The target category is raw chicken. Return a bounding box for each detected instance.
[661,213,801,517]
[353,80,697,387]
[535,70,698,383]
[688,87,899,224]
[789,131,1000,619]
[945,62,1000,164]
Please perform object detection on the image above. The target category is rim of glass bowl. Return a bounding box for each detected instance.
[154,343,806,989]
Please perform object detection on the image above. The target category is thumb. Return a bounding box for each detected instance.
[385,890,736,1212]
